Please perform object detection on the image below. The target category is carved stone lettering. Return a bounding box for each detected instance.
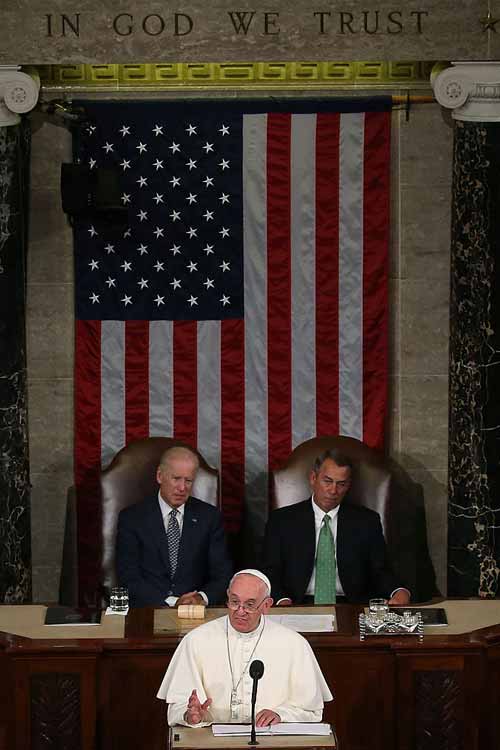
[313,9,428,34]
[112,12,194,37]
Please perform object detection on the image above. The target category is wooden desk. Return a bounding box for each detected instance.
[0,602,499,750]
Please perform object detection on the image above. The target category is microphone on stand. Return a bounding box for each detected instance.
[249,660,264,746]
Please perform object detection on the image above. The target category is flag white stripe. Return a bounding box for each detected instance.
[197,320,221,469]
[290,114,317,447]
[101,320,126,467]
[149,320,173,437]
[243,113,269,529]
[338,113,364,439]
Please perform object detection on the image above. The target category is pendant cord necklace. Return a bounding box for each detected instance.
[226,617,265,711]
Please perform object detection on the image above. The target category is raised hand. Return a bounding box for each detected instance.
[184,689,212,725]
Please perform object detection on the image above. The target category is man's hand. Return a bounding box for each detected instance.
[388,589,411,606]
[184,689,212,725]
[256,709,281,727]
[276,598,292,607]
[177,592,205,606]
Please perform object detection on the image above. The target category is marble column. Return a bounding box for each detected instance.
[0,66,39,602]
[432,62,500,597]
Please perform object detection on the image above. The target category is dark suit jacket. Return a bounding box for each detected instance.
[262,498,401,603]
[116,495,232,607]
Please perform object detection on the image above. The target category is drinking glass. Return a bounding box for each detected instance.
[368,598,389,618]
[110,587,129,612]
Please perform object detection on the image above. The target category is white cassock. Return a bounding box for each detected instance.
[157,615,333,726]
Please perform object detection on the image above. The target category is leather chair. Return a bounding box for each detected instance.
[60,438,219,605]
[270,435,438,602]
[101,437,219,596]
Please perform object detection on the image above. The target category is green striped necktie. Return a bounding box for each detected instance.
[314,514,336,604]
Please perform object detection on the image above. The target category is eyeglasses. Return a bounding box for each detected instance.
[226,596,269,613]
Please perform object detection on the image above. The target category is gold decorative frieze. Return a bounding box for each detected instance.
[34,61,436,92]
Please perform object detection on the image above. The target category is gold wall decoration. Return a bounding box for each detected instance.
[35,61,436,92]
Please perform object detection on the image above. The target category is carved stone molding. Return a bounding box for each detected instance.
[432,61,500,122]
[0,65,40,127]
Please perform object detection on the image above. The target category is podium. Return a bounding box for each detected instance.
[169,726,337,750]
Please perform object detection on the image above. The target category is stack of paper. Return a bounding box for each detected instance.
[212,723,332,736]
[267,614,335,632]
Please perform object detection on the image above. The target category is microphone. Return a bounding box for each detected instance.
[249,660,264,746]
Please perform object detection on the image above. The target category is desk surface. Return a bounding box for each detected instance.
[1,600,500,643]
[170,726,337,749]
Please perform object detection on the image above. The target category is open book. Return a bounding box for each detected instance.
[212,723,332,737]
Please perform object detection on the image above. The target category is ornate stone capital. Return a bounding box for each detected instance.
[0,65,40,127]
[432,62,500,122]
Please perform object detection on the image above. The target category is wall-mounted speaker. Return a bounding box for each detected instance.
[61,164,128,226]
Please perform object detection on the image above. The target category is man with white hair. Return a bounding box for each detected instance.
[157,569,333,727]
[116,445,232,607]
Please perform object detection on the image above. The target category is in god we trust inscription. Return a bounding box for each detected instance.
[43,8,430,40]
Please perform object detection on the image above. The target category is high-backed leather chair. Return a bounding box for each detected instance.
[270,435,438,602]
[101,437,219,595]
[59,438,219,605]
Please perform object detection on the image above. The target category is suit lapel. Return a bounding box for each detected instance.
[300,499,316,574]
[175,497,198,576]
[147,497,172,575]
[336,502,353,590]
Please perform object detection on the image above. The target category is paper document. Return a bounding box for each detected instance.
[104,606,129,617]
[212,723,332,737]
[267,614,335,632]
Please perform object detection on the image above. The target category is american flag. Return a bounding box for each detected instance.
[72,99,391,600]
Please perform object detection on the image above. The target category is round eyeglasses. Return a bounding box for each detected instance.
[226,596,269,613]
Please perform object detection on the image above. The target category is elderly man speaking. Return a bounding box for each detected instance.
[157,569,333,727]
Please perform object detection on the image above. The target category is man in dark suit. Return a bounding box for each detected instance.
[262,449,410,606]
[116,446,232,607]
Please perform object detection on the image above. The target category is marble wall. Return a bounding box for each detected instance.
[389,103,452,597]
[27,97,452,602]
[28,113,73,602]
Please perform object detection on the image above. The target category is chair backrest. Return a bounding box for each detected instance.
[272,435,392,532]
[101,437,219,592]
[271,435,438,601]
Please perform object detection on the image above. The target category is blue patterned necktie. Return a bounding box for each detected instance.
[314,514,337,604]
[166,508,180,577]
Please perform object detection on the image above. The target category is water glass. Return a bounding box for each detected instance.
[110,586,129,612]
[368,598,389,618]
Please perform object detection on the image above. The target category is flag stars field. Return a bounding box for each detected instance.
[76,105,243,326]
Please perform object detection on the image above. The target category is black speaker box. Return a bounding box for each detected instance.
[61,164,127,220]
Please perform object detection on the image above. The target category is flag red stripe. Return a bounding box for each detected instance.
[125,321,150,443]
[362,111,390,449]
[173,320,198,446]
[74,319,102,601]
[220,319,245,531]
[266,113,292,470]
[315,114,340,437]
